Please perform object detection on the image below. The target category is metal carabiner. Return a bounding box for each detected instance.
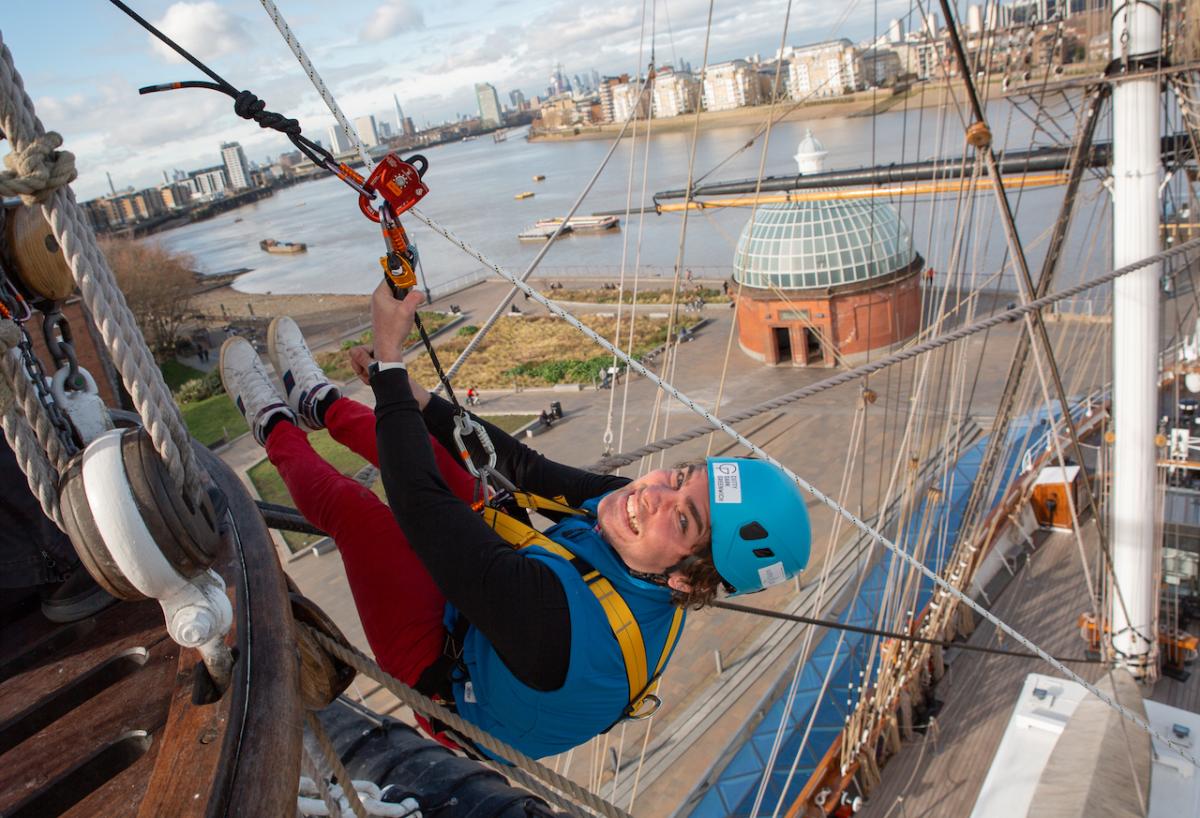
[626,694,662,720]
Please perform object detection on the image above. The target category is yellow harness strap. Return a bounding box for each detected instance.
[480,497,684,719]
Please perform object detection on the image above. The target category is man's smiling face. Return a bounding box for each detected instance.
[596,464,711,590]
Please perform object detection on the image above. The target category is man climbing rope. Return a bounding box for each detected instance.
[219,283,812,759]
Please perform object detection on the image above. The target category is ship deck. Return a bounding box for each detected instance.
[861,522,1200,817]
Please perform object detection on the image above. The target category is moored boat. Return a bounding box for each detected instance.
[514,191,535,200]
[517,224,573,241]
[259,238,307,254]
[534,215,620,232]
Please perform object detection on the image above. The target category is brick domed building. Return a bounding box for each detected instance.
[732,131,925,366]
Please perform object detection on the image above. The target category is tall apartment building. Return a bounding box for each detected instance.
[326,125,352,154]
[597,75,630,123]
[475,83,502,128]
[611,79,650,122]
[82,197,124,231]
[185,166,228,199]
[355,115,380,148]
[113,188,166,223]
[702,61,761,112]
[651,68,701,117]
[158,182,192,210]
[220,141,251,190]
[785,40,863,98]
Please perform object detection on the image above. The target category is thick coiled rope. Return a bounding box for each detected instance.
[0,317,65,524]
[0,31,208,510]
[0,130,76,205]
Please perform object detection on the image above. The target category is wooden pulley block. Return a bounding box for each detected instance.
[5,204,75,302]
[290,592,356,710]
[57,427,221,600]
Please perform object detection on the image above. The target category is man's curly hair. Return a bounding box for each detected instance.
[666,460,724,609]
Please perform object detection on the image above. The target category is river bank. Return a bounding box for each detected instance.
[527,70,1101,143]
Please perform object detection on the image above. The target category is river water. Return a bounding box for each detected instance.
[157,99,1112,300]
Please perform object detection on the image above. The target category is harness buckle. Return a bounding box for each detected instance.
[626,693,662,720]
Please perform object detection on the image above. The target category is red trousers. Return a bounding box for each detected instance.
[265,397,477,686]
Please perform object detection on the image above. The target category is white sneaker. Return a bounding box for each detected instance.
[219,336,295,446]
[267,316,340,431]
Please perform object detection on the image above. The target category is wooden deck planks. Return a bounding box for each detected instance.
[861,528,1108,818]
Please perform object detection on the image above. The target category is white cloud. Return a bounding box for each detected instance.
[150,1,252,64]
[360,2,426,43]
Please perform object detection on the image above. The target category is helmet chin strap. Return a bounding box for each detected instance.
[628,554,701,588]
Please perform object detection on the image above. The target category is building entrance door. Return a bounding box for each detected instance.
[803,328,823,365]
[772,327,792,363]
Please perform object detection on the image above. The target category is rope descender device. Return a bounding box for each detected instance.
[337,154,430,298]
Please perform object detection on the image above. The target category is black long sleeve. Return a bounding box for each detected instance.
[372,371,626,692]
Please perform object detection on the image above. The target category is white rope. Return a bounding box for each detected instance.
[0,31,207,510]
[252,0,1199,766]
[1,402,61,527]
[0,131,76,204]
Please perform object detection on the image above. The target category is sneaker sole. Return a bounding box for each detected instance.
[218,336,243,400]
[266,316,287,378]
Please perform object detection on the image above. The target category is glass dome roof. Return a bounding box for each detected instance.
[733,200,917,291]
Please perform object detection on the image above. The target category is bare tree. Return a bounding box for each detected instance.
[99,238,196,361]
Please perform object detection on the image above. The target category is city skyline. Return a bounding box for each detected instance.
[7,0,922,200]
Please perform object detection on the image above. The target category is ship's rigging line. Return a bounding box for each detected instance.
[935,0,1151,673]
[701,0,797,471]
[123,0,1198,773]
[619,0,718,809]
[712,597,1105,664]
[839,41,1105,781]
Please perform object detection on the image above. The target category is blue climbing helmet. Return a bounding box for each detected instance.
[706,457,812,596]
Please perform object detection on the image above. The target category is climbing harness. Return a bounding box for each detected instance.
[480,491,685,722]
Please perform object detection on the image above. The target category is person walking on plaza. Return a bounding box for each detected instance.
[219,286,812,758]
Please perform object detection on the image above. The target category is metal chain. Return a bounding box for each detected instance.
[15,321,77,458]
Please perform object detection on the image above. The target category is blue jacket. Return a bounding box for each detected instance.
[449,496,685,759]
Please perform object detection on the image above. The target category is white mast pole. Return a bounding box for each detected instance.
[1109,0,1163,678]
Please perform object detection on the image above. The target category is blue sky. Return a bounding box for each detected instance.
[4,0,909,200]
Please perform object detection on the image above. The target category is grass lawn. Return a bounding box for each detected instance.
[482,414,537,434]
[161,359,205,392]
[317,312,455,382]
[180,394,248,447]
[406,314,692,389]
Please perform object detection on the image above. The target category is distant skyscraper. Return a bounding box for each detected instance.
[509,89,527,110]
[220,141,251,190]
[550,63,569,95]
[475,82,502,128]
[379,121,393,139]
[327,124,352,154]
[392,94,415,137]
[887,18,905,42]
[354,114,380,148]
